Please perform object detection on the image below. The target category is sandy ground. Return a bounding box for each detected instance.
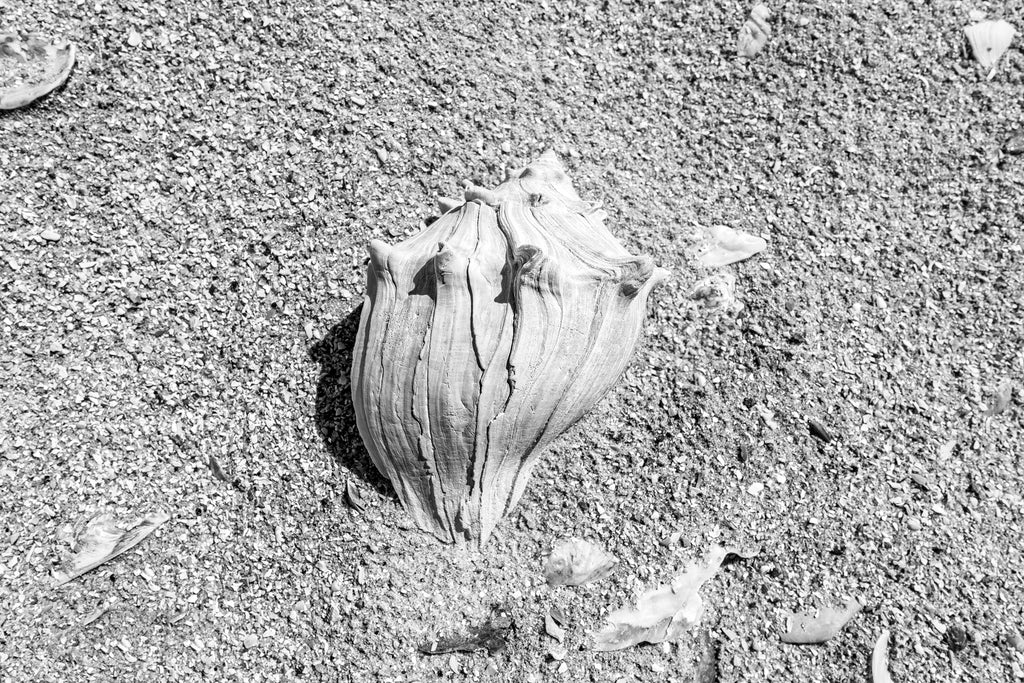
[2,0,1023,681]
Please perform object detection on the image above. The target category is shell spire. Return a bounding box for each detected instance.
[351,152,668,545]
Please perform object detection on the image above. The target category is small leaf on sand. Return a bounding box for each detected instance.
[983,378,1013,416]
[208,454,232,484]
[592,545,749,651]
[807,418,834,442]
[781,597,862,644]
[418,607,513,655]
[872,629,893,683]
[53,510,169,587]
[345,480,366,511]
[79,604,110,627]
[544,538,617,587]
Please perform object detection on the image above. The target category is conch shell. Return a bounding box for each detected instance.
[351,152,667,544]
[737,4,771,58]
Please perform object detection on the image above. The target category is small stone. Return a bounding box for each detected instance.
[907,517,922,531]
[40,229,61,241]
[1005,132,1024,155]
[375,148,389,163]
[945,624,969,652]
[547,643,567,661]
[747,482,764,496]
[500,141,512,154]
[242,634,259,649]
[127,30,142,47]
[1006,631,1024,652]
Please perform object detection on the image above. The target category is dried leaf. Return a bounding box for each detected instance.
[208,454,231,484]
[52,510,170,587]
[0,35,76,110]
[79,604,110,627]
[964,20,1015,69]
[983,378,1013,416]
[872,629,893,683]
[345,480,366,511]
[737,4,771,58]
[592,545,745,651]
[807,418,833,443]
[418,608,513,655]
[544,538,617,587]
[781,597,862,644]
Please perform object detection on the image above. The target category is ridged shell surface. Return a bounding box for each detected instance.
[352,152,667,544]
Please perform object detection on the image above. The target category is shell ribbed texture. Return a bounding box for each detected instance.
[352,152,667,544]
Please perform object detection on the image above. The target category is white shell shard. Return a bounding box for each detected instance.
[544,538,618,586]
[352,152,667,544]
[964,20,1016,69]
[737,4,771,58]
[0,34,76,110]
[694,224,767,269]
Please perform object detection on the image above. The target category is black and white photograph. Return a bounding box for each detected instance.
[2,0,1022,680]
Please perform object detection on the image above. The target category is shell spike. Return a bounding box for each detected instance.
[368,239,391,274]
[464,183,501,206]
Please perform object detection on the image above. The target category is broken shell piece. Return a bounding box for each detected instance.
[964,20,1015,69]
[737,4,771,58]
[593,545,750,651]
[689,272,741,314]
[52,510,169,586]
[872,630,894,683]
[0,34,76,110]
[351,152,668,545]
[544,538,618,586]
[694,224,768,269]
[781,597,862,644]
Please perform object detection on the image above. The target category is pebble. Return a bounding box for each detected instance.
[747,482,764,496]
[375,148,389,163]
[242,634,259,649]
[907,517,922,531]
[1007,631,1024,653]
[127,30,142,47]
[40,229,61,242]
[500,141,512,153]
[1005,133,1024,155]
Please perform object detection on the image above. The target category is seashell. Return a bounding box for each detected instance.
[0,33,76,110]
[737,4,771,59]
[544,538,618,586]
[351,151,668,545]
[692,224,767,269]
[964,20,1016,69]
[689,272,742,314]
